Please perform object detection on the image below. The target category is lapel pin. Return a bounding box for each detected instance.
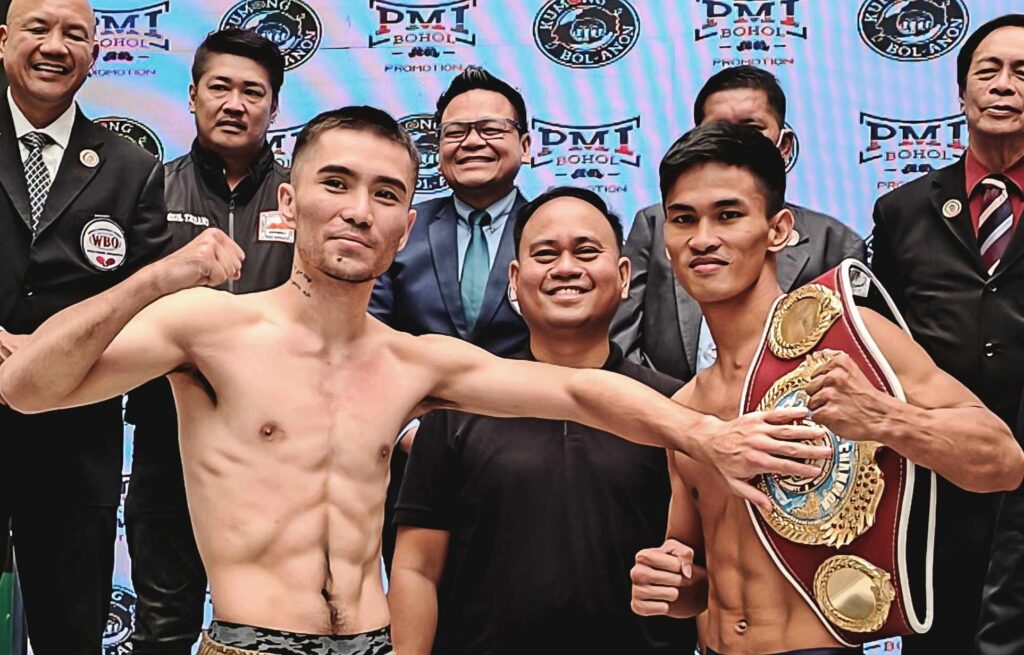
[80,149,99,168]
[942,199,962,219]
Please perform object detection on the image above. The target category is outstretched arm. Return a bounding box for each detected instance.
[806,308,1024,492]
[0,229,244,413]
[416,335,832,509]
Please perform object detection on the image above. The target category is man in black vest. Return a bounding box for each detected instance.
[0,0,169,652]
[123,28,291,655]
[869,14,1024,655]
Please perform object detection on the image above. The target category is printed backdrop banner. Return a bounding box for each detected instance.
[21,0,1019,653]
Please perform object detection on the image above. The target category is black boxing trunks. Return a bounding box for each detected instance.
[198,621,393,655]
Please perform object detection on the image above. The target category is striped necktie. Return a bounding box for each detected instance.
[20,131,54,235]
[978,175,1016,274]
[460,209,491,328]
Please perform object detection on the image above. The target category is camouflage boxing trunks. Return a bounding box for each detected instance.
[198,621,393,655]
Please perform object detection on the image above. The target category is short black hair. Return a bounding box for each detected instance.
[192,28,286,102]
[514,186,623,255]
[660,122,786,216]
[693,65,786,128]
[435,66,528,133]
[291,106,420,194]
[957,14,1024,94]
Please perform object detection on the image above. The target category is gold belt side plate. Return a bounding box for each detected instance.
[813,555,895,633]
[755,352,885,548]
[769,284,844,360]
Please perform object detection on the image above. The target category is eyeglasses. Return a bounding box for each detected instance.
[439,118,520,143]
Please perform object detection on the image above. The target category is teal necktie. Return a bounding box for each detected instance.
[461,209,491,328]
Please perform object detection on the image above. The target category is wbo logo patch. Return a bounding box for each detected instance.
[81,217,127,271]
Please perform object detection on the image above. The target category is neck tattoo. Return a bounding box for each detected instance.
[291,268,313,298]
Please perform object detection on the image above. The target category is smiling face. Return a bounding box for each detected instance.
[663,162,792,305]
[0,0,98,121]
[190,52,276,158]
[438,89,530,196]
[961,26,1024,140]
[510,196,629,334]
[279,127,417,284]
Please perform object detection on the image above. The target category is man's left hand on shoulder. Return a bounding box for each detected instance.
[805,349,897,441]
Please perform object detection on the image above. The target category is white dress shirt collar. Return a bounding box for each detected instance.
[8,87,77,151]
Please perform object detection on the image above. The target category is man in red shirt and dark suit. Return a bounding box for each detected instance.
[869,14,1024,655]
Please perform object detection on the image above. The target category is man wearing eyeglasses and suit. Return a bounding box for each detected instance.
[370,66,532,569]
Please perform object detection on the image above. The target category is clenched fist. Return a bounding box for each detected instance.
[805,349,894,443]
[631,539,703,619]
[154,228,245,295]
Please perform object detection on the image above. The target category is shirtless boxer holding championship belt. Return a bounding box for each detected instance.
[743,260,934,645]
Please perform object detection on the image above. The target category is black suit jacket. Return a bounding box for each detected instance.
[0,94,169,505]
[977,391,1024,655]
[611,202,865,380]
[370,192,530,356]
[870,157,1024,654]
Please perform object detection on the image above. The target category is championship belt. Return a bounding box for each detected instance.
[741,259,936,646]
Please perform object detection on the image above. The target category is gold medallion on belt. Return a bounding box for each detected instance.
[768,284,843,360]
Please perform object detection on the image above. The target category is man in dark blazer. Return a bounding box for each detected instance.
[870,14,1024,655]
[0,0,168,652]
[370,66,531,569]
[613,66,863,380]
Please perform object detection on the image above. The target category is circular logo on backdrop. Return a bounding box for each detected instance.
[533,0,640,69]
[220,0,322,70]
[858,0,968,62]
[399,113,448,196]
[103,586,136,653]
[81,218,128,271]
[94,116,164,160]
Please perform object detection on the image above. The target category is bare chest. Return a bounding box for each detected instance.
[173,333,430,476]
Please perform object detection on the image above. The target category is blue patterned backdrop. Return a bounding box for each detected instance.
[20,0,1021,652]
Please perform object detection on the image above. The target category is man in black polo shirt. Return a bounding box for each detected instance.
[389,187,695,655]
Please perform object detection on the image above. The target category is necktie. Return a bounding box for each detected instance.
[21,131,53,235]
[461,209,491,328]
[978,175,1016,274]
